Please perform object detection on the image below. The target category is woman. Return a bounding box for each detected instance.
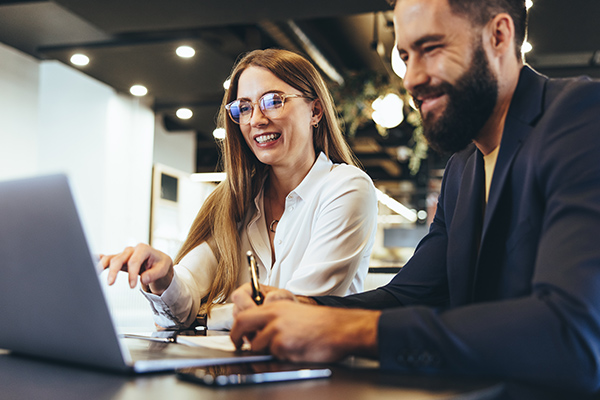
[102,49,378,330]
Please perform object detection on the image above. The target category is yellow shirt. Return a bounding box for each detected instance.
[484,146,500,203]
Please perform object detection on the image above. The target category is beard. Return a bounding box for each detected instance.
[413,41,499,154]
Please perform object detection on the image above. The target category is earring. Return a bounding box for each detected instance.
[313,122,319,128]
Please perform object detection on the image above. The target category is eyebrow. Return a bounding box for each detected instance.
[236,90,285,102]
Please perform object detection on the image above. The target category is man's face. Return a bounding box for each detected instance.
[394,0,498,154]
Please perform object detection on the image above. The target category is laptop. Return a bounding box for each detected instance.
[0,174,271,373]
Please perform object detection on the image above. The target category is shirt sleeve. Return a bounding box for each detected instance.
[283,167,378,297]
[141,241,217,329]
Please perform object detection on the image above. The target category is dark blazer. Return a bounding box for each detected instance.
[316,66,600,392]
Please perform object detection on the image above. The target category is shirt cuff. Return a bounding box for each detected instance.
[140,273,193,328]
[207,303,234,331]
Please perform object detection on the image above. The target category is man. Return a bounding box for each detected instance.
[230,0,600,392]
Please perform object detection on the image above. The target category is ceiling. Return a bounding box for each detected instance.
[1,0,598,210]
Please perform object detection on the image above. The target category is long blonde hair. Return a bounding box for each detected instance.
[175,48,358,316]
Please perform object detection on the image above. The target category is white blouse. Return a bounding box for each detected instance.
[143,152,378,330]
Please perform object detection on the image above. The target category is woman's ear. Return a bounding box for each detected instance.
[311,99,324,126]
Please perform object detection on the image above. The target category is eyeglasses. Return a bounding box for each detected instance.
[225,92,311,125]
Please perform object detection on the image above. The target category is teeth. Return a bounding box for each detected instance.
[255,133,280,144]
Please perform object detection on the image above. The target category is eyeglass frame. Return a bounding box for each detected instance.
[225,92,313,125]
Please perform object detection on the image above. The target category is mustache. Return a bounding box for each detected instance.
[410,82,453,109]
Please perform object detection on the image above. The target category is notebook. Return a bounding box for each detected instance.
[0,174,271,373]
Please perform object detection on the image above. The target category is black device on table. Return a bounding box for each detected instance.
[177,362,332,386]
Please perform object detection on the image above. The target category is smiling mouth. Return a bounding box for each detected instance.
[417,93,446,115]
[255,133,281,144]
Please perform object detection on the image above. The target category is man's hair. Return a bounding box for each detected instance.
[389,0,528,59]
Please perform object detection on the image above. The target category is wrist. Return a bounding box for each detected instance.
[297,295,318,305]
[148,268,174,296]
[344,309,380,358]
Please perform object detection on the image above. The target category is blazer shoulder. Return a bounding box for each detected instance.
[544,75,600,111]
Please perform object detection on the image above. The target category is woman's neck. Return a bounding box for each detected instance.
[268,155,317,199]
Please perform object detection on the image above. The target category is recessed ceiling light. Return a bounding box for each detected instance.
[129,85,148,96]
[526,0,533,9]
[70,53,89,66]
[522,41,533,53]
[176,108,193,119]
[223,79,231,90]
[176,46,195,58]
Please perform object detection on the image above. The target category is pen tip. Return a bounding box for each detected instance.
[246,250,252,257]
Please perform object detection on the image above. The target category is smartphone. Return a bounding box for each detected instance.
[176,362,332,386]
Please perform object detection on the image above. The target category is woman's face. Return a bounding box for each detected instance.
[235,66,321,171]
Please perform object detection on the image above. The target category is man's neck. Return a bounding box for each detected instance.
[474,63,523,156]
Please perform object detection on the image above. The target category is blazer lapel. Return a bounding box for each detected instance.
[447,149,485,306]
[472,66,546,294]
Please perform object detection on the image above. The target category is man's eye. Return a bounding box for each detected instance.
[424,45,442,53]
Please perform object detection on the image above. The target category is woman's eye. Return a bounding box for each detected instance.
[239,103,252,113]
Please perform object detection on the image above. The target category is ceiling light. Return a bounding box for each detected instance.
[391,46,406,79]
[372,93,404,129]
[522,41,533,53]
[223,79,231,90]
[129,85,148,97]
[375,188,417,222]
[213,128,226,140]
[70,53,89,66]
[526,0,533,9]
[408,97,418,110]
[176,45,195,58]
[176,108,193,119]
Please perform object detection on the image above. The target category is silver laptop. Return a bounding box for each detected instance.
[0,174,271,373]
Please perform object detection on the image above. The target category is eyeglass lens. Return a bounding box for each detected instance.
[228,93,285,124]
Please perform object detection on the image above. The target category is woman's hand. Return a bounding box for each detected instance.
[99,243,174,295]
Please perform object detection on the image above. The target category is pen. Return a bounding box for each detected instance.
[120,333,176,343]
[246,251,264,305]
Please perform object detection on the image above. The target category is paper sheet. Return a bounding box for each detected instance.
[176,335,251,352]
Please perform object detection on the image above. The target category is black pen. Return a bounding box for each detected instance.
[246,251,264,305]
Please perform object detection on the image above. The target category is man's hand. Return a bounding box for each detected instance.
[99,243,174,294]
[230,301,380,363]
[231,283,318,317]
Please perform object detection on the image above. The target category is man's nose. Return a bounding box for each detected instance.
[402,58,430,95]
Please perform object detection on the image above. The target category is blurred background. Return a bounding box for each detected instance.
[1,0,598,330]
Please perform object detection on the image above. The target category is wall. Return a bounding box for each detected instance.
[0,42,203,331]
[0,43,160,255]
[153,115,196,174]
[0,43,40,179]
